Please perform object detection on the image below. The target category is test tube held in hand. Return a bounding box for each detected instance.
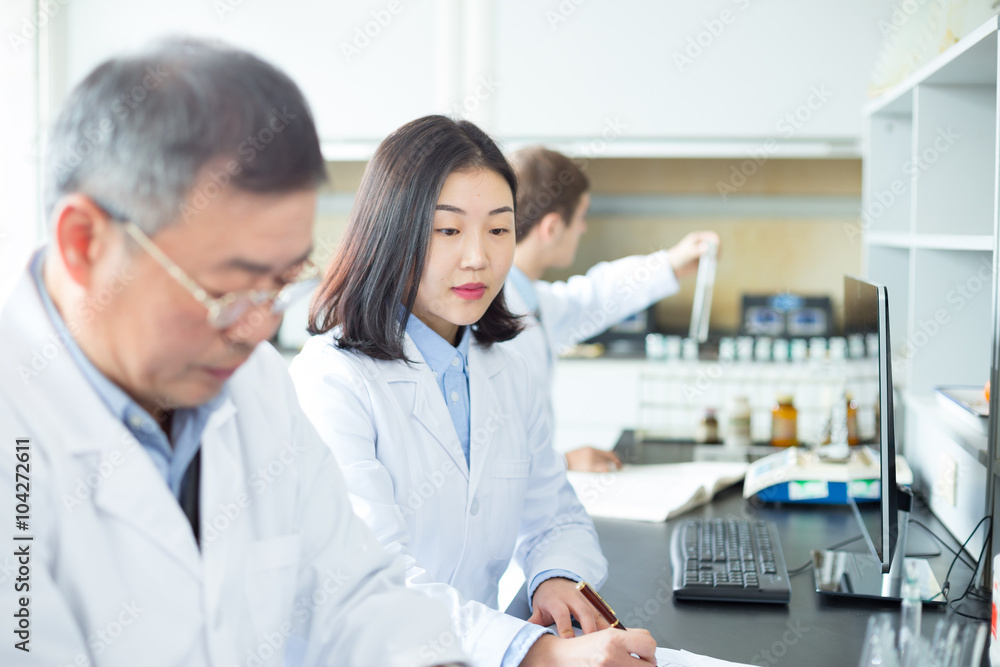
[689,240,718,344]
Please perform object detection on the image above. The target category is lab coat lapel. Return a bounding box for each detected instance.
[90,440,203,578]
[3,266,203,579]
[199,399,241,627]
[467,343,506,494]
[385,335,470,479]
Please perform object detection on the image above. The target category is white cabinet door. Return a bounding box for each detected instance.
[61,0,893,153]
[492,0,890,142]
[64,0,440,145]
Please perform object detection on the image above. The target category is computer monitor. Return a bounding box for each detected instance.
[811,276,942,603]
[844,275,897,572]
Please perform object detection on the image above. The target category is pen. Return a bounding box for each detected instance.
[576,581,627,630]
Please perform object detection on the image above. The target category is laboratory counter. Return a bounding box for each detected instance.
[508,485,987,666]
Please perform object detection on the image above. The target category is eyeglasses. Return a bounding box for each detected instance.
[114,214,318,330]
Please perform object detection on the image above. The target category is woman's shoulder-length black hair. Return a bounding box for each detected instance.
[308,115,523,361]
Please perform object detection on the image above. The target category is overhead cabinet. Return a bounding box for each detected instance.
[60,0,891,159]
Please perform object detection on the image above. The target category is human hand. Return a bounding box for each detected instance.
[666,230,720,280]
[521,628,657,666]
[527,577,609,637]
[565,447,622,472]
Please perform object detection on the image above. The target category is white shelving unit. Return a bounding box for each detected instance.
[862,16,1000,559]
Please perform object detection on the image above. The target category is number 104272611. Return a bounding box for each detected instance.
[14,439,30,532]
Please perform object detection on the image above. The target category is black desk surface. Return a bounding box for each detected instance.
[507,453,987,665]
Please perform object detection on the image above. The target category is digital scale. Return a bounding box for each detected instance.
[743,446,913,505]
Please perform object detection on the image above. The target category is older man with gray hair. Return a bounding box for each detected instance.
[0,39,467,667]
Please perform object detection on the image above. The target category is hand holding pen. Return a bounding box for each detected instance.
[525,579,656,665]
[529,577,628,635]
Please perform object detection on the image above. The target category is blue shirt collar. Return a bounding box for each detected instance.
[404,312,471,376]
[507,265,539,315]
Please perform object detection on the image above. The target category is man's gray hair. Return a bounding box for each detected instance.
[44,37,327,234]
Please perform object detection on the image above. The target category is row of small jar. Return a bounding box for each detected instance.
[694,393,863,447]
[645,333,879,363]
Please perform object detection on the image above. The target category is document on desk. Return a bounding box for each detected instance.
[567,462,748,522]
[656,646,753,666]
[565,627,753,666]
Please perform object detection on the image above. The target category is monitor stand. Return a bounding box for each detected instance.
[811,488,945,605]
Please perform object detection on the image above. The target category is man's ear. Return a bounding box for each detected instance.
[536,211,567,244]
[51,194,116,288]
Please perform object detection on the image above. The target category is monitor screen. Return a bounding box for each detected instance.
[844,275,897,573]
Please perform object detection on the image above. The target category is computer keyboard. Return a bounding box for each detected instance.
[670,518,791,603]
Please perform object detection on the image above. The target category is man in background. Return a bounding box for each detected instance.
[505,146,718,471]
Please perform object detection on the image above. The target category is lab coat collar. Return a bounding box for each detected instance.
[3,259,130,457]
[379,333,505,482]
[2,261,240,578]
[377,331,505,381]
[390,334,470,478]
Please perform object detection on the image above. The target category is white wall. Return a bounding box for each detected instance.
[0,0,42,299]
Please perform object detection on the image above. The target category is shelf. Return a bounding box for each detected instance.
[866,15,999,116]
[864,232,911,249]
[905,393,988,466]
[866,14,999,569]
[865,232,995,250]
[912,234,994,250]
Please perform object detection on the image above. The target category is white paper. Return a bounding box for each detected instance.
[656,646,754,666]
[567,462,748,522]
[563,627,753,666]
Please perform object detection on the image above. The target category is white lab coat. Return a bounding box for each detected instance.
[0,265,468,667]
[502,254,681,432]
[289,332,607,667]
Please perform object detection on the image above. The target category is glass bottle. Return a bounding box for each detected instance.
[770,394,798,447]
[725,396,752,447]
[846,393,859,446]
[695,408,720,444]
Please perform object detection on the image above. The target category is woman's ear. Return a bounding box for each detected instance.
[51,194,116,288]
[537,211,567,244]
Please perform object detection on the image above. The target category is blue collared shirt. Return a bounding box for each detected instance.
[405,314,472,466]
[31,251,224,500]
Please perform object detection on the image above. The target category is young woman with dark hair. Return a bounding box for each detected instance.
[290,116,655,667]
